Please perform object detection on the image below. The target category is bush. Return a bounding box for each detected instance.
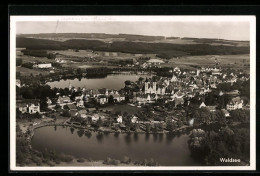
[31,155,42,166]
[121,156,131,164]
[103,157,120,165]
[77,158,85,163]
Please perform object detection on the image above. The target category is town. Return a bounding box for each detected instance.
[16,59,250,134]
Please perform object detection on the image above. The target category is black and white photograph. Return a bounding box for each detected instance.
[9,16,256,171]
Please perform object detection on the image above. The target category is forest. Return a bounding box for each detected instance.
[17,37,250,59]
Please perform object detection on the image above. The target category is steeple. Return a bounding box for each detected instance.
[68,81,72,90]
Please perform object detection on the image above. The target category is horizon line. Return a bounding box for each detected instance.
[16,32,250,42]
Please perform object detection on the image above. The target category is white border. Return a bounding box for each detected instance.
[10,16,256,171]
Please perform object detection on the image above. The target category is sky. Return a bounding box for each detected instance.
[16,21,250,41]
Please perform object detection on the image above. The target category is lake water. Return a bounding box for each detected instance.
[31,126,199,166]
[47,74,153,90]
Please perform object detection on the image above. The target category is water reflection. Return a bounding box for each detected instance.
[32,126,198,166]
[166,133,175,144]
[153,133,158,142]
[84,131,92,138]
[104,131,110,136]
[70,127,74,134]
[77,129,84,138]
[145,133,150,141]
[158,133,163,142]
[96,132,104,143]
[124,133,132,145]
[114,132,119,138]
[133,133,139,142]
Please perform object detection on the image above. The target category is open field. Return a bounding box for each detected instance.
[100,104,144,115]
[16,66,51,76]
[17,53,57,64]
[166,54,250,70]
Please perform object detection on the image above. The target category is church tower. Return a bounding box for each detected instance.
[152,82,157,93]
[145,82,148,94]
[68,81,72,90]
[196,69,200,76]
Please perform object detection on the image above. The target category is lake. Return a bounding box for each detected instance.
[47,74,153,90]
[31,126,200,166]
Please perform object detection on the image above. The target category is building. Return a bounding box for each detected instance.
[57,96,71,104]
[199,102,207,108]
[117,115,123,123]
[36,63,52,69]
[17,99,40,114]
[98,95,107,104]
[206,106,217,112]
[221,109,230,117]
[75,110,88,118]
[131,115,138,123]
[226,97,243,111]
[16,79,21,87]
[147,58,165,64]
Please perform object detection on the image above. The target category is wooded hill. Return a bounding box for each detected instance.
[16,37,250,59]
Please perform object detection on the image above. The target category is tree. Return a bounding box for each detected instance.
[108,95,114,104]
[70,127,74,134]
[96,117,103,128]
[76,68,82,75]
[146,123,151,133]
[62,109,71,117]
[77,129,84,137]
[51,115,57,122]
[40,97,48,111]
[47,53,56,59]
[124,80,131,86]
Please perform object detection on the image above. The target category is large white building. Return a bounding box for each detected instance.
[17,100,40,114]
[36,63,52,69]
[226,97,243,111]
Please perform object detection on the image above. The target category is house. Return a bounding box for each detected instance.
[98,95,107,104]
[119,94,125,102]
[16,79,21,87]
[91,114,99,122]
[199,102,207,108]
[117,115,123,123]
[131,115,138,123]
[147,58,165,64]
[35,63,52,69]
[174,67,180,72]
[75,110,88,118]
[76,99,84,107]
[57,96,71,104]
[221,109,230,117]
[226,97,243,111]
[46,97,52,105]
[170,74,178,82]
[206,106,216,112]
[172,90,184,100]
[17,99,40,114]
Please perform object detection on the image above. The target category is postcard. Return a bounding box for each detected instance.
[9,15,256,171]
